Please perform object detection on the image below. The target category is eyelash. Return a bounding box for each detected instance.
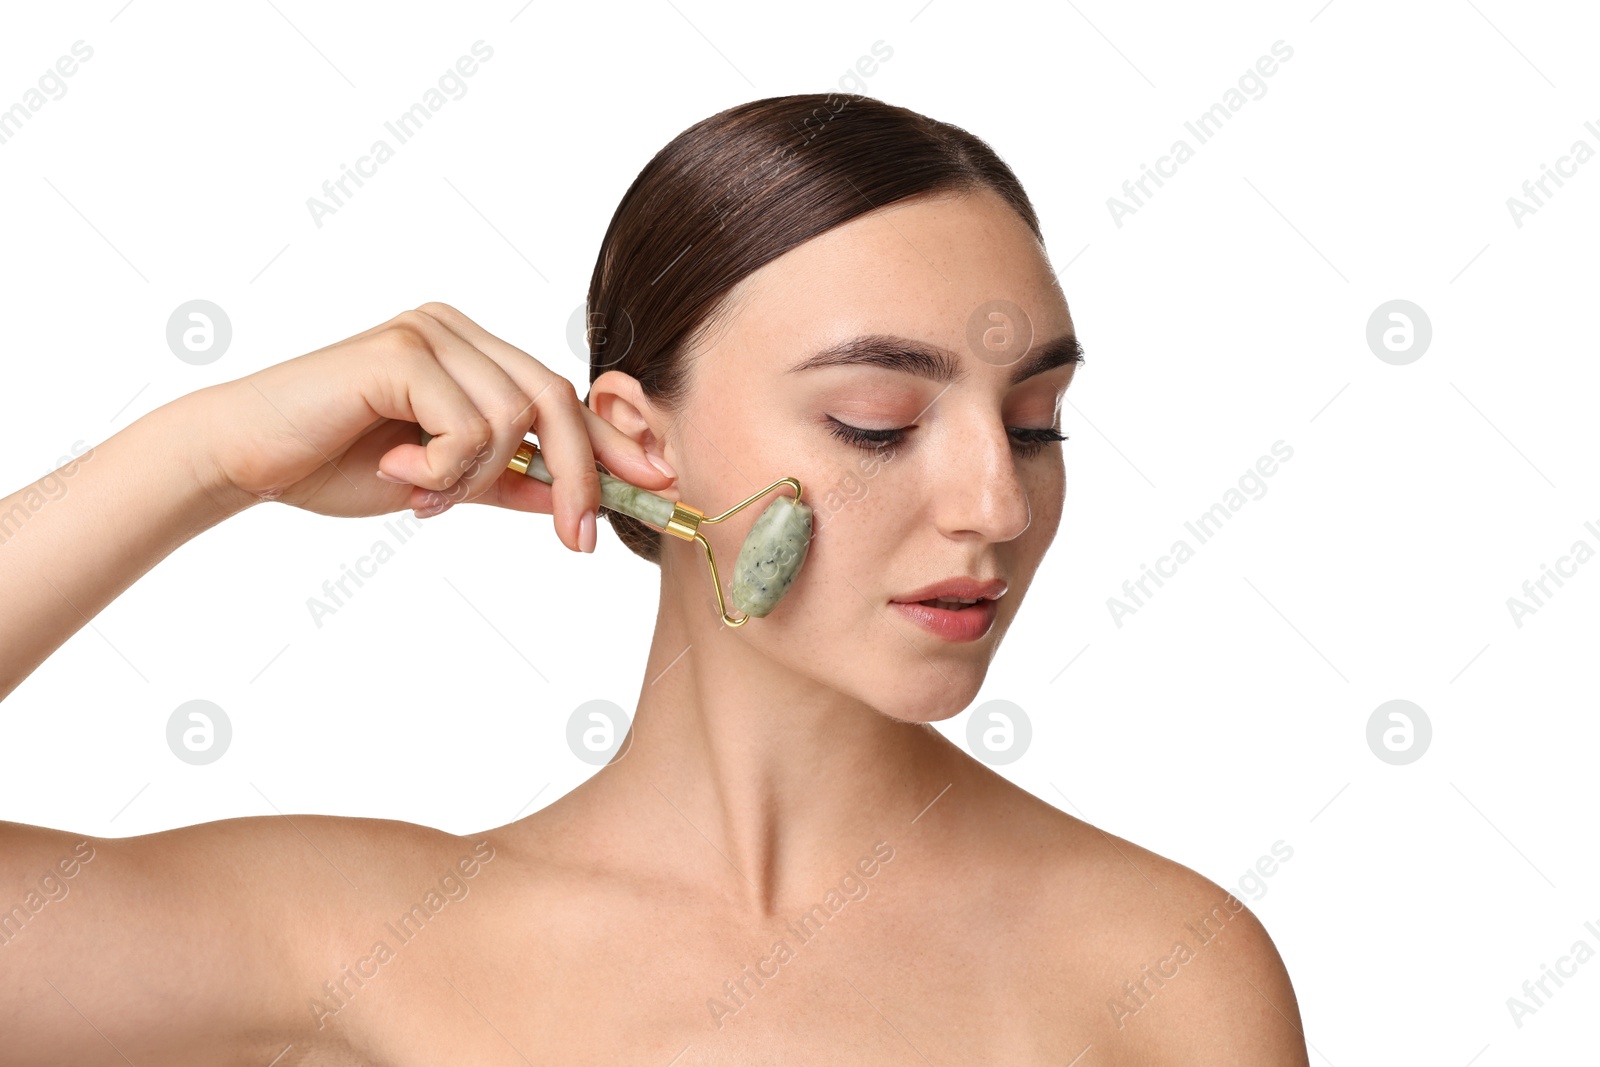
[826,418,1067,457]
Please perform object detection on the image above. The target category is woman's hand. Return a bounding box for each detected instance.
[192,302,674,553]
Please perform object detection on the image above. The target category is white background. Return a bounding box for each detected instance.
[3,0,1597,1061]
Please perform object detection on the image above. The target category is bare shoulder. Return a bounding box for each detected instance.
[0,811,484,1063]
[994,794,1310,1065]
[93,812,487,976]
[112,811,472,902]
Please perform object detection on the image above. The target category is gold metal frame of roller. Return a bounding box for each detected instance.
[509,439,804,628]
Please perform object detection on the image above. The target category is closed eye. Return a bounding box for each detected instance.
[826,417,1066,457]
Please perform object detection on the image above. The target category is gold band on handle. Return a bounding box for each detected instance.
[508,442,537,477]
[664,502,705,541]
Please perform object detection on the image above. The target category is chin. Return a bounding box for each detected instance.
[859,648,994,724]
[879,620,1017,723]
[872,678,984,725]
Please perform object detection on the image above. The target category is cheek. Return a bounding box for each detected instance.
[776,453,909,636]
[812,441,902,511]
[1024,470,1062,547]
[1005,464,1065,592]
[676,381,778,487]
[804,448,905,554]
[1029,463,1066,542]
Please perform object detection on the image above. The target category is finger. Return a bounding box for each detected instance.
[460,465,558,514]
[394,309,545,512]
[357,322,493,493]
[414,302,675,489]
[392,311,587,549]
[362,311,556,536]
[404,307,596,551]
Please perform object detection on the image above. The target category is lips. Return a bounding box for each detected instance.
[888,577,1006,642]
[890,577,1008,605]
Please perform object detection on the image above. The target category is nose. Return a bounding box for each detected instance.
[934,417,1032,544]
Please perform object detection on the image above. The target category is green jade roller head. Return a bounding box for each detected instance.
[419,430,813,626]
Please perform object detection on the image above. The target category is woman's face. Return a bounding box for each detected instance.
[666,188,1077,723]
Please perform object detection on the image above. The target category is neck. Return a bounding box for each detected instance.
[589,563,965,917]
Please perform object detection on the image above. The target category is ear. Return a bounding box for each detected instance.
[588,370,678,495]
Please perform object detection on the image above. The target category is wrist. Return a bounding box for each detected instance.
[147,387,262,522]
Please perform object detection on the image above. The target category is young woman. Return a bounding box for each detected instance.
[0,94,1308,1064]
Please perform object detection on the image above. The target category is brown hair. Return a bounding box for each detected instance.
[582,92,1044,563]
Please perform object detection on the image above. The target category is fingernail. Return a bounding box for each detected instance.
[579,508,596,553]
[375,469,409,484]
[647,453,676,480]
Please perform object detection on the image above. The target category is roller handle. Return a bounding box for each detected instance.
[418,430,678,529]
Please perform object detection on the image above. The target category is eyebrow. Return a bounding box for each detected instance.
[787,332,1084,386]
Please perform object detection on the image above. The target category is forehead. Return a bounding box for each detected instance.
[709,189,1072,363]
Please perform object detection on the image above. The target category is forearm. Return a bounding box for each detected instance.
[0,389,256,700]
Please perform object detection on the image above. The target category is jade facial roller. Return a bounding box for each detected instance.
[418,431,813,626]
